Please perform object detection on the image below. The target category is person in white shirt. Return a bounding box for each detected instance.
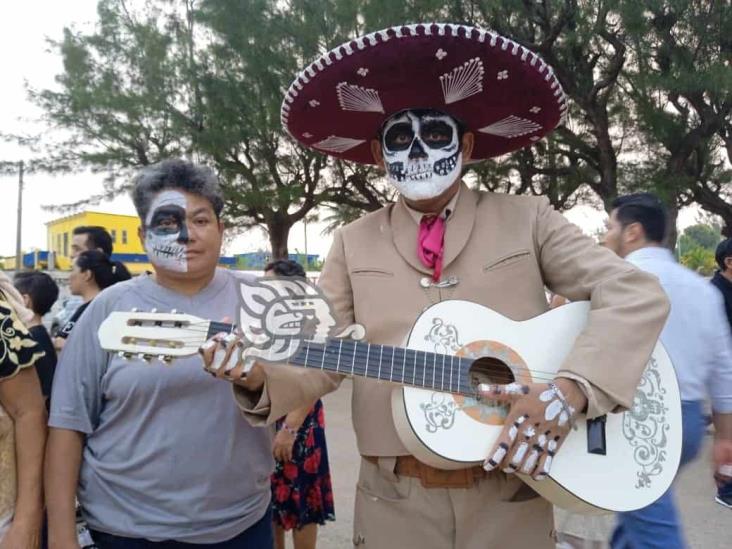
[603,192,732,548]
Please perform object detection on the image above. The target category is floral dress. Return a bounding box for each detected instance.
[0,290,44,536]
[271,399,335,530]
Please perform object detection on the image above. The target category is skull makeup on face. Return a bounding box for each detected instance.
[144,190,189,272]
[381,110,463,201]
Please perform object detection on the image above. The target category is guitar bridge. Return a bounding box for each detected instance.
[586,416,607,455]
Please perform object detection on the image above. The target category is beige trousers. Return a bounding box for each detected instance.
[352,458,554,549]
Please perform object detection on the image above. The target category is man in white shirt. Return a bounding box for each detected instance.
[604,192,732,547]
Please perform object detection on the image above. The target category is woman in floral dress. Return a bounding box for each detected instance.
[271,400,335,549]
[265,260,335,549]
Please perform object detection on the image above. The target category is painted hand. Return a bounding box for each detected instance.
[479,378,587,480]
[198,331,266,391]
[272,428,296,462]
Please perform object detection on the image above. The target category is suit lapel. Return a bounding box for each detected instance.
[390,182,478,277]
[443,183,478,271]
[391,199,432,275]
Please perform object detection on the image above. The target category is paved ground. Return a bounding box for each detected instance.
[291,380,729,549]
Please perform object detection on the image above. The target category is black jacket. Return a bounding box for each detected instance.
[711,271,732,333]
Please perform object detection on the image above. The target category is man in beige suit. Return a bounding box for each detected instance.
[201,24,669,548]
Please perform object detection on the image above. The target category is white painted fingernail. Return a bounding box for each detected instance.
[511,442,528,466]
[503,465,517,473]
[522,450,540,474]
[200,340,216,351]
[484,443,508,471]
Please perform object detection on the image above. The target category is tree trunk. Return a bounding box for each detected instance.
[267,214,292,260]
[665,201,679,252]
[692,185,732,238]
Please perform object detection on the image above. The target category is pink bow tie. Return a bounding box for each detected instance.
[418,215,445,282]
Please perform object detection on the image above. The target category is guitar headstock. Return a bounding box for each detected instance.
[98,310,216,362]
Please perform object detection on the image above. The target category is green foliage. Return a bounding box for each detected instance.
[677,223,722,252]
[24,0,732,255]
[679,246,716,276]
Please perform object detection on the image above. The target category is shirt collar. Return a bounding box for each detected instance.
[625,246,675,265]
[402,184,461,225]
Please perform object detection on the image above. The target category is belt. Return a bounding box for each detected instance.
[363,455,488,489]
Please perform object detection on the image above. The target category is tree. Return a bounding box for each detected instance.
[28,0,387,258]
[619,0,732,246]
[28,0,731,255]
[677,222,722,253]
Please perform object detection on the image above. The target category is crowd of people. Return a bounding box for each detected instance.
[0,21,730,549]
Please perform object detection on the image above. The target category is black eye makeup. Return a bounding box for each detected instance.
[384,122,415,151]
[420,120,454,148]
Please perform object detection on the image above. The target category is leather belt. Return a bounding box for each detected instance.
[363,455,488,489]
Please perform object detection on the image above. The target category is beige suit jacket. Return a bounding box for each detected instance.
[236,184,669,457]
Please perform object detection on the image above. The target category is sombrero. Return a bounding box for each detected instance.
[281,23,568,165]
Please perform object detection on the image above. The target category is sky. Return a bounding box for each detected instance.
[0,2,700,260]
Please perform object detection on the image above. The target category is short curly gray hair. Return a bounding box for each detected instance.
[131,159,224,222]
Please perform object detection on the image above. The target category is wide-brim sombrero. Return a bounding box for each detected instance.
[281,23,568,165]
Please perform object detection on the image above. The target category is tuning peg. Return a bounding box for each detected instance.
[137,353,153,362]
[131,307,139,312]
[117,351,133,360]
[150,308,158,313]
[158,355,172,364]
[170,309,178,314]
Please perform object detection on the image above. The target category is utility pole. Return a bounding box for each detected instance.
[303,218,308,271]
[15,161,24,270]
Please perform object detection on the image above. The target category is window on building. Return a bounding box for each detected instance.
[111,230,116,243]
[63,232,68,257]
[122,230,127,245]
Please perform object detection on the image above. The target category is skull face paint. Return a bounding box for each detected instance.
[381,110,462,201]
[144,190,189,272]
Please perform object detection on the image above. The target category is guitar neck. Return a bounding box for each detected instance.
[210,322,474,396]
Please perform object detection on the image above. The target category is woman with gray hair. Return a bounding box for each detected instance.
[45,159,281,548]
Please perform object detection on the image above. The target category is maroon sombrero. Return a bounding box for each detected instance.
[281,23,568,165]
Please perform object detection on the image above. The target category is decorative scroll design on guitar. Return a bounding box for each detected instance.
[420,318,462,432]
[420,392,458,433]
[622,357,669,489]
[425,317,462,354]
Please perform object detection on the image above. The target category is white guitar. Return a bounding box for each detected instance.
[98,300,681,514]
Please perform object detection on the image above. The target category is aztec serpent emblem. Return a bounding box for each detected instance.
[238,277,337,363]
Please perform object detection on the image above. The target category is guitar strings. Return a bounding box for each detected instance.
[117,325,568,386]
[136,332,568,382]
[119,321,578,382]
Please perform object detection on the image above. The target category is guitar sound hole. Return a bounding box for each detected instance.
[468,357,515,389]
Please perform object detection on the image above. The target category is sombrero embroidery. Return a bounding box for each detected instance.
[281,23,568,165]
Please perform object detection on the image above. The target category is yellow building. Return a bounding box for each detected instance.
[47,211,153,274]
[43,210,238,274]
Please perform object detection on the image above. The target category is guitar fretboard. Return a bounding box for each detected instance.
[206,322,476,395]
[288,338,475,395]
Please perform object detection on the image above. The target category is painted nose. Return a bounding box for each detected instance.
[177,222,190,244]
[408,138,428,160]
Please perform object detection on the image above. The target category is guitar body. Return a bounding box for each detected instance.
[391,300,682,513]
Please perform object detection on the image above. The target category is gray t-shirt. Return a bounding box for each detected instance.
[49,269,273,543]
